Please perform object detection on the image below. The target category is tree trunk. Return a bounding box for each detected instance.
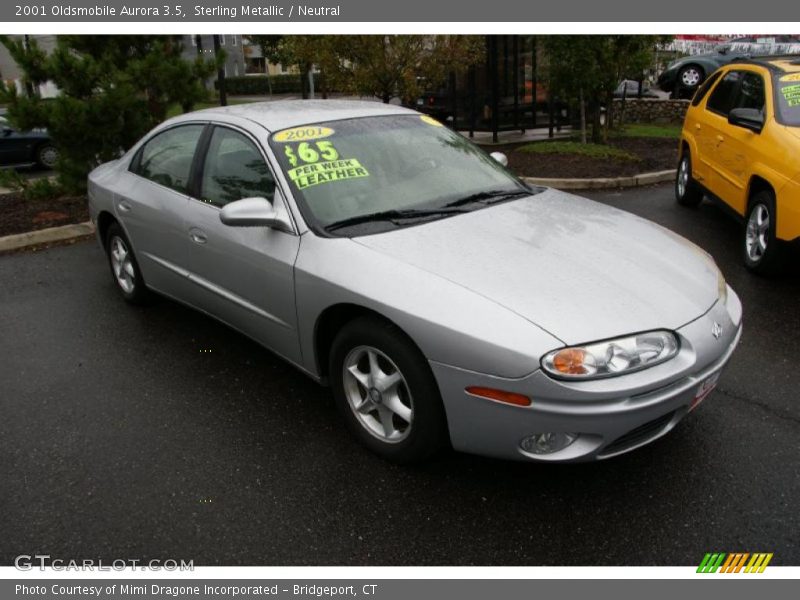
[213,35,227,107]
[604,91,613,143]
[579,88,587,144]
[591,99,602,144]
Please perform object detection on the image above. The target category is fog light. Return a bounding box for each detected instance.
[519,432,578,455]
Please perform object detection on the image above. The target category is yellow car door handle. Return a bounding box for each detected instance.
[716,135,725,143]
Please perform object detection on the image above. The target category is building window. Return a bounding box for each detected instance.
[234,62,239,76]
[219,35,226,46]
[190,36,196,47]
[232,35,237,46]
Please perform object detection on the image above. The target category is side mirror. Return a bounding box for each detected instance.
[219,195,293,233]
[490,151,508,167]
[728,107,764,134]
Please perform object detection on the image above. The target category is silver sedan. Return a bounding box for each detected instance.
[88,100,742,463]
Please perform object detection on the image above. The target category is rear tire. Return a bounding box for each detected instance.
[677,64,704,97]
[329,316,448,463]
[105,223,151,304]
[35,143,58,169]
[743,190,785,275]
[675,152,703,207]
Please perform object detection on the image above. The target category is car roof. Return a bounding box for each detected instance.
[728,55,800,73]
[181,99,417,132]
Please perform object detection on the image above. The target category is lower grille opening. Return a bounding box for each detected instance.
[600,410,676,456]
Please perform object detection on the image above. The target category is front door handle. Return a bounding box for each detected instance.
[189,229,207,244]
[118,200,132,212]
[716,135,725,143]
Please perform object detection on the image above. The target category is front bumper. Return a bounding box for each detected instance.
[431,287,742,462]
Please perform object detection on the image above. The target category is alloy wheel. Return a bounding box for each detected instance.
[109,236,136,294]
[745,203,770,262]
[342,345,414,443]
[677,157,689,198]
[681,67,701,87]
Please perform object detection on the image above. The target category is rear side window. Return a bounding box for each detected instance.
[199,127,276,208]
[706,71,742,116]
[132,125,205,194]
[691,70,723,106]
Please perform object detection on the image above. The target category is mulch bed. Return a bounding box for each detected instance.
[0,137,675,240]
[479,137,679,179]
[0,192,89,238]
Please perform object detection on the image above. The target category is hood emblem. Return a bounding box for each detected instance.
[711,322,723,339]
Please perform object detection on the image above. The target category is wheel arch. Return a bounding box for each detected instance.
[96,210,119,248]
[313,303,422,383]
[747,175,776,207]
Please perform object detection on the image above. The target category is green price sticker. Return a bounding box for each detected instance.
[284,141,340,168]
[781,84,800,102]
[288,158,370,190]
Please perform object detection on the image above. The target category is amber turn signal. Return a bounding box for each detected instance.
[551,348,591,375]
[466,386,531,406]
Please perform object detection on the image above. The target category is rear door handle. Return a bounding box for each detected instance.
[118,200,132,212]
[716,135,725,143]
[189,229,207,244]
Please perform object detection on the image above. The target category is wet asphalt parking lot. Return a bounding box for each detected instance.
[1,182,798,565]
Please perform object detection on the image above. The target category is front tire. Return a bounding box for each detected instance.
[675,152,703,207]
[329,316,448,463]
[743,191,784,275]
[105,223,150,304]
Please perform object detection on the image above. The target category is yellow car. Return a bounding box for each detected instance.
[676,56,800,274]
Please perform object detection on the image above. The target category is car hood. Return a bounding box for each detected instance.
[354,189,720,345]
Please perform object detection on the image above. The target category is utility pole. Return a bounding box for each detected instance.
[213,35,227,106]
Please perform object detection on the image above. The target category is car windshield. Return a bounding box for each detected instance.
[775,74,800,126]
[268,114,533,235]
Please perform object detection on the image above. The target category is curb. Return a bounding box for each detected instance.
[0,221,95,253]
[523,169,676,191]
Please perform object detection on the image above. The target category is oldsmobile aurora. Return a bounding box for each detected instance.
[88,101,742,463]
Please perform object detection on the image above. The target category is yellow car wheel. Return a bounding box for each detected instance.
[743,191,785,276]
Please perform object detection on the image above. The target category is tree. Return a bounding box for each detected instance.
[246,35,289,96]
[543,35,667,143]
[0,35,219,192]
[284,35,484,104]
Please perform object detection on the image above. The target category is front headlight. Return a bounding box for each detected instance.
[541,330,679,380]
[718,270,728,305]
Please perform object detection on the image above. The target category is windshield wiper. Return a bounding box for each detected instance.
[445,188,531,208]
[324,207,468,232]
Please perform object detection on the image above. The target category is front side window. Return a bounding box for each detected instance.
[200,127,275,207]
[735,72,766,112]
[133,124,205,194]
[775,73,800,127]
[692,70,723,107]
[706,71,742,116]
[268,115,531,236]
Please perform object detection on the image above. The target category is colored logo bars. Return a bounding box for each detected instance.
[697,552,773,573]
